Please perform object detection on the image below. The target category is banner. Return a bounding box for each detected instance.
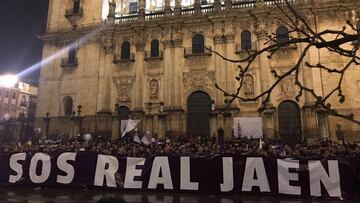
[0,153,355,199]
[234,117,263,138]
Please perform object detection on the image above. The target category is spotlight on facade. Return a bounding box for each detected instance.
[0,75,18,88]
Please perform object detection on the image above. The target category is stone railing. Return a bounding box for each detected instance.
[112,0,300,24]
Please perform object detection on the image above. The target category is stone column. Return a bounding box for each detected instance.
[134,41,145,109]
[223,111,232,138]
[209,112,219,137]
[213,22,226,106]
[97,32,114,114]
[316,108,329,139]
[158,113,167,140]
[111,117,120,140]
[262,107,275,138]
[256,20,272,103]
[145,114,153,133]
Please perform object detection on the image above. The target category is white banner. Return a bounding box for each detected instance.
[233,117,263,138]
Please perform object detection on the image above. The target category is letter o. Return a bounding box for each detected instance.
[29,153,51,184]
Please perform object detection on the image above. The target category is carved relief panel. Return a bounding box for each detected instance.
[113,76,135,102]
[183,71,216,89]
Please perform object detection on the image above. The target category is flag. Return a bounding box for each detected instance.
[121,119,140,137]
[133,133,141,144]
[141,136,150,145]
[259,138,265,149]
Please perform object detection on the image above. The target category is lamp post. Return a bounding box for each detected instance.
[43,112,51,139]
[18,109,27,143]
[71,105,84,140]
[114,103,121,138]
[223,96,232,138]
[2,114,11,143]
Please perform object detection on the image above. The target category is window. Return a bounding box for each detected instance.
[12,92,16,99]
[150,39,159,58]
[241,30,252,50]
[276,26,289,44]
[73,0,81,14]
[192,34,205,54]
[20,95,27,106]
[68,47,77,64]
[121,41,131,59]
[201,0,208,5]
[129,2,138,14]
[4,91,9,98]
[63,96,73,116]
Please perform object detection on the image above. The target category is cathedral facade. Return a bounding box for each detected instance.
[36,0,360,143]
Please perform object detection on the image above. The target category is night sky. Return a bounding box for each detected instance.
[0,0,49,85]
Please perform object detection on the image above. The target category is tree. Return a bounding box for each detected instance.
[210,0,360,125]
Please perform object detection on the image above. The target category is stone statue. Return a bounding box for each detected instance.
[149,80,159,99]
[108,0,116,17]
[243,75,254,98]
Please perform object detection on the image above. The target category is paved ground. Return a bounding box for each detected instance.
[0,187,351,203]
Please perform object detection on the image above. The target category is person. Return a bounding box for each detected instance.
[217,127,224,151]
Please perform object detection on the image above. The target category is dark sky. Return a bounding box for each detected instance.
[0,0,49,85]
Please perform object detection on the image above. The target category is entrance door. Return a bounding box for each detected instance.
[187,91,211,137]
[278,101,302,145]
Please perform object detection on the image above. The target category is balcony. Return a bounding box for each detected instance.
[65,8,84,19]
[113,53,135,63]
[184,46,212,58]
[145,51,164,61]
[61,58,78,68]
[235,42,257,54]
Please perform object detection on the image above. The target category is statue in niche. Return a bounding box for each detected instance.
[149,79,159,99]
[243,75,254,98]
[108,0,116,17]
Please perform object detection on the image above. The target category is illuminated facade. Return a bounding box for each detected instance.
[37,0,360,143]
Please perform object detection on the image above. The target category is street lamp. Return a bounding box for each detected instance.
[43,112,51,139]
[0,75,18,88]
[71,105,84,140]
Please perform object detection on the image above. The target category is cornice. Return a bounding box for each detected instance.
[40,0,359,42]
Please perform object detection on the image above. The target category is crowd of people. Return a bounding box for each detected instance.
[0,132,360,160]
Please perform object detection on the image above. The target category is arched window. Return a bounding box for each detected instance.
[241,30,252,50]
[243,74,254,98]
[192,34,205,54]
[150,39,159,58]
[73,0,81,14]
[63,96,73,116]
[276,26,289,44]
[121,41,131,59]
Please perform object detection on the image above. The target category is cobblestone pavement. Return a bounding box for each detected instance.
[0,187,350,203]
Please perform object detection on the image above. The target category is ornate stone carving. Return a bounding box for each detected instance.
[108,0,116,18]
[183,71,215,89]
[103,32,114,54]
[277,75,300,101]
[243,74,254,98]
[149,79,160,100]
[113,77,136,102]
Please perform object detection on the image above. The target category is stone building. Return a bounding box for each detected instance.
[36,0,360,143]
